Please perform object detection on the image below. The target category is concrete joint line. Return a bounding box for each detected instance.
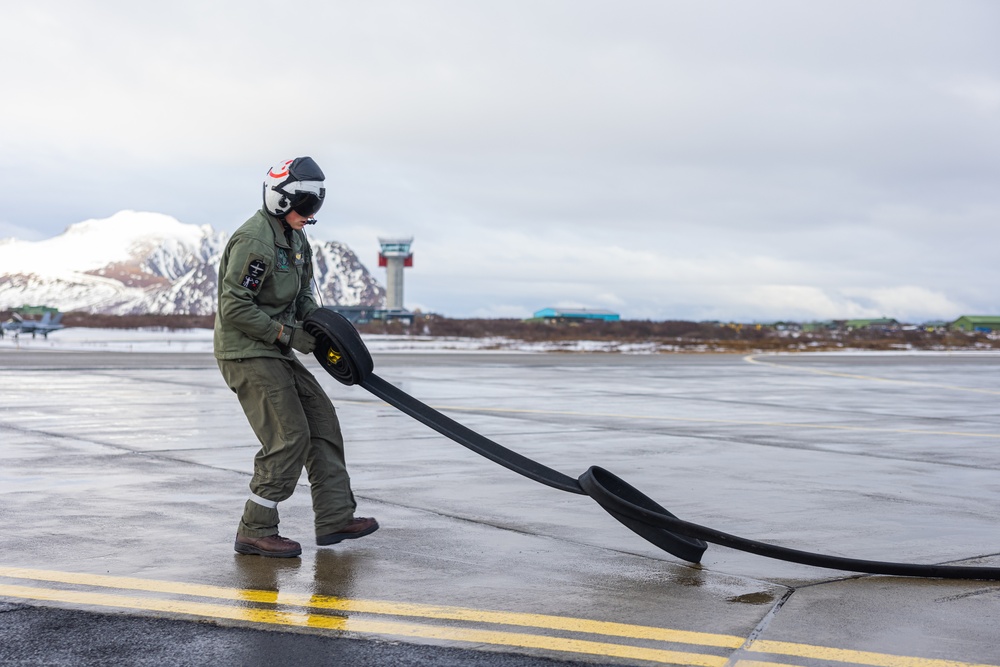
[727,588,796,666]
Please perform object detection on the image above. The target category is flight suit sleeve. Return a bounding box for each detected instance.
[218,236,283,342]
[294,238,320,321]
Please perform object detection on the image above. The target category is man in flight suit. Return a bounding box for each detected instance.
[214,156,379,558]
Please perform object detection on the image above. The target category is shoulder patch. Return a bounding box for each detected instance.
[241,258,267,292]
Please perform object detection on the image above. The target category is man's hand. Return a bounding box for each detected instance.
[277,324,317,354]
[291,327,317,354]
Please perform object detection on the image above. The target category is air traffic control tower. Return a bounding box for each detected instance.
[377,236,413,311]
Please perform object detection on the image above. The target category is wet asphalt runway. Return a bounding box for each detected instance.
[1,348,999,666]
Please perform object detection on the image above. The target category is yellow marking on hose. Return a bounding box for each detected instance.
[326,348,342,364]
[744,355,1000,396]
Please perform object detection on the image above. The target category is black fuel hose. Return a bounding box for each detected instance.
[304,309,1000,580]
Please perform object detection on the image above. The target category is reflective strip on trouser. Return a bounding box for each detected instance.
[219,355,356,538]
[249,493,277,508]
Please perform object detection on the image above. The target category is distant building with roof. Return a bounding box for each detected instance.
[801,321,839,332]
[951,315,1000,332]
[845,318,900,330]
[327,305,413,325]
[15,305,59,316]
[532,307,620,323]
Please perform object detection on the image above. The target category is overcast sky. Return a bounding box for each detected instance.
[2,1,998,321]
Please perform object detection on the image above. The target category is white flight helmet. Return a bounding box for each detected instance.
[263,156,326,219]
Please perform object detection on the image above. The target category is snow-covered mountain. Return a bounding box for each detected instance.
[0,211,385,315]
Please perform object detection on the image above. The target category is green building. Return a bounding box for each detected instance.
[951,316,1000,332]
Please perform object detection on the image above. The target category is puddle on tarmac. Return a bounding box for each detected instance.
[727,591,775,605]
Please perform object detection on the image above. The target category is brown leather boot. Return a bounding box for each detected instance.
[234,533,302,558]
[316,517,379,546]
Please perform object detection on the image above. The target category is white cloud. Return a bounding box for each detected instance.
[840,286,970,321]
[941,77,1000,114]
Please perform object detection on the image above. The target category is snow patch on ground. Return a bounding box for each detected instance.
[0,327,536,354]
[4,327,1000,357]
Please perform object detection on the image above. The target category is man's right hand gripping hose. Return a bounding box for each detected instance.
[277,323,317,354]
[302,307,1000,581]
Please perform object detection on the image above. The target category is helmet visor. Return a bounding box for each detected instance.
[289,191,324,217]
[289,188,326,218]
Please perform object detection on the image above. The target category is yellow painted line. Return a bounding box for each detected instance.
[0,583,727,667]
[1,571,997,667]
[0,582,333,626]
[422,403,1000,440]
[744,355,1000,397]
[0,567,743,648]
[748,639,1000,667]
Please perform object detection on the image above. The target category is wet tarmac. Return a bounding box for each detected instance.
[1,348,999,666]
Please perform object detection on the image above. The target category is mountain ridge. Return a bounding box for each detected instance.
[0,211,385,315]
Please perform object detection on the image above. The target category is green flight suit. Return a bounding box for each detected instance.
[214,209,356,538]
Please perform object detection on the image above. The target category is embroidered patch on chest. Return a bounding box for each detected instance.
[276,248,290,271]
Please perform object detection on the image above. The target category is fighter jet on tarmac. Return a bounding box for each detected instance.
[1,311,65,338]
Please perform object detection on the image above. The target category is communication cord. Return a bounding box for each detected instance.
[303,309,1000,581]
